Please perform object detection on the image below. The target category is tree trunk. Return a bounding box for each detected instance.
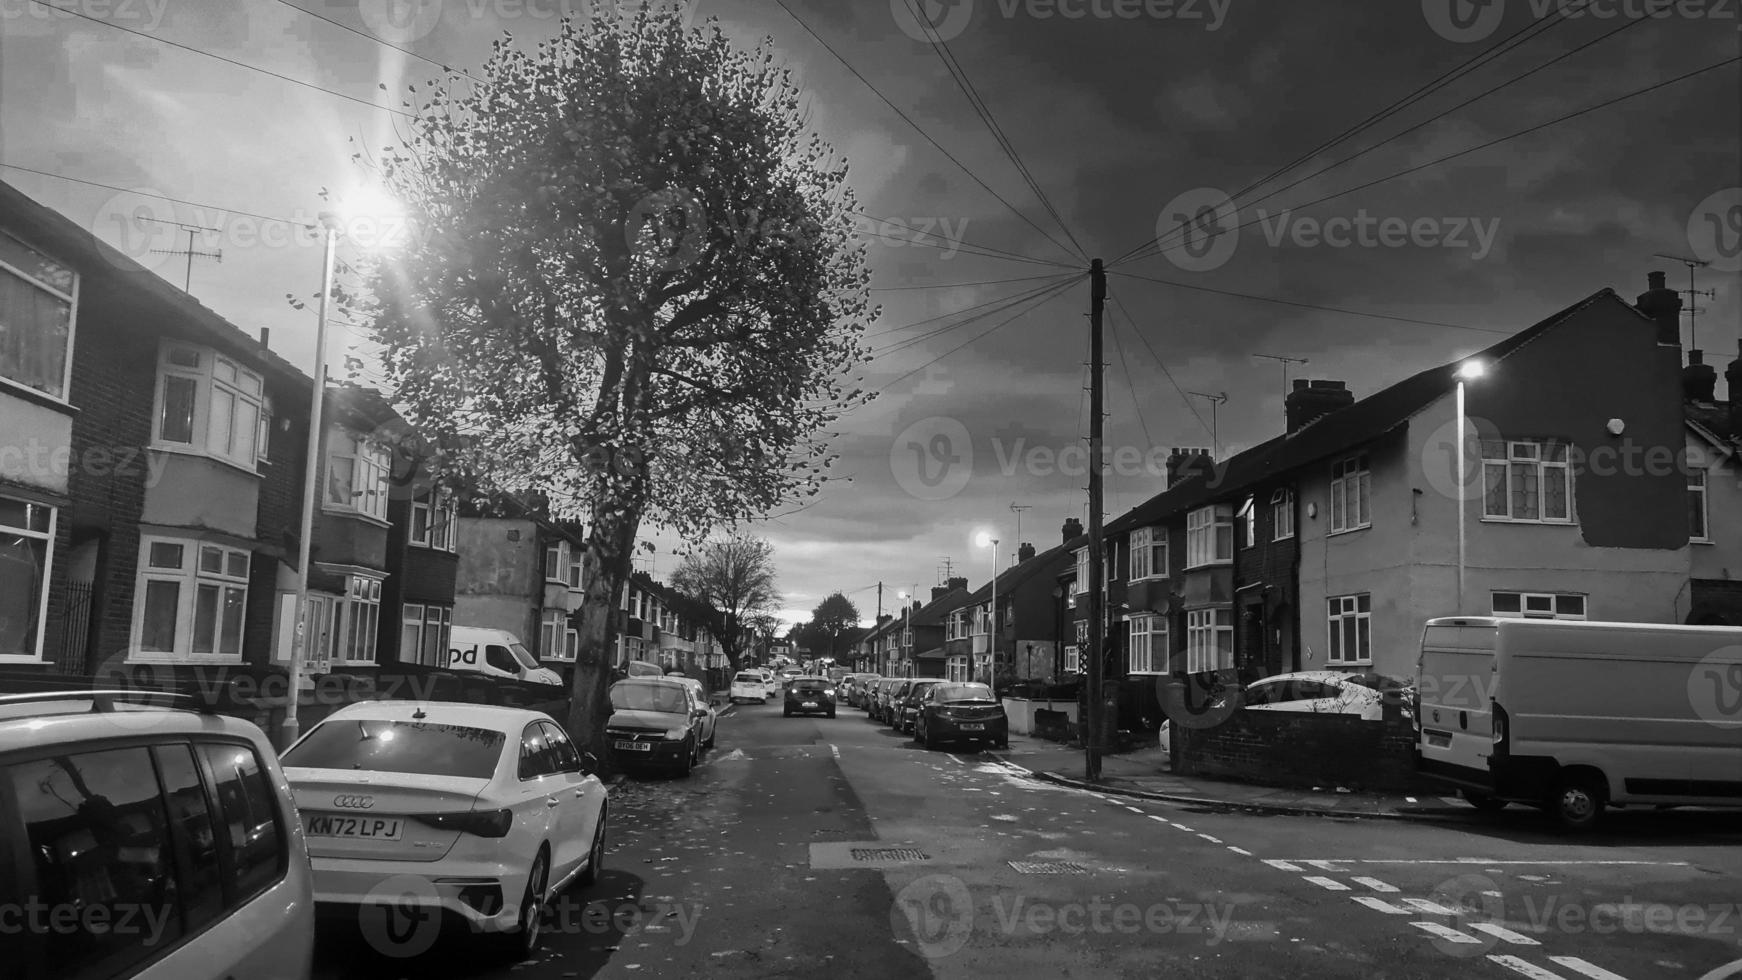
[566,500,641,771]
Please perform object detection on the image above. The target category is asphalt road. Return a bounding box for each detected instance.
[311,698,1742,980]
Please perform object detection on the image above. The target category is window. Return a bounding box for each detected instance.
[1186,505,1234,568]
[1690,469,1710,543]
[540,609,566,658]
[1271,488,1294,540]
[1330,454,1371,532]
[1104,543,1118,586]
[195,741,287,900]
[1492,591,1586,620]
[1185,607,1233,673]
[1063,645,1080,673]
[1482,440,1571,523]
[518,724,557,780]
[946,656,968,682]
[0,496,54,660]
[544,542,565,582]
[134,537,250,660]
[0,231,76,400]
[325,428,390,521]
[409,493,458,551]
[153,344,265,470]
[398,602,450,667]
[337,575,382,663]
[566,552,585,590]
[1128,527,1167,581]
[1239,496,1258,548]
[564,628,579,661]
[1127,613,1168,674]
[1326,594,1372,665]
[1073,547,1088,594]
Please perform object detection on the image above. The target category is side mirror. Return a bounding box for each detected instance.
[582,751,600,773]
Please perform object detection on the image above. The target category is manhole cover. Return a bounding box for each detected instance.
[1008,861,1089,874]
[851,847,929,862]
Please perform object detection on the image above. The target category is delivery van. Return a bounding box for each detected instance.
[449,626,564,687]
[1417,616,1742,831]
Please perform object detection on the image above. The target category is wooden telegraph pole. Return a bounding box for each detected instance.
[1085,258,1106,782]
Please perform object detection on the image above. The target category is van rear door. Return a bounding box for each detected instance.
[1418,620,1497,788]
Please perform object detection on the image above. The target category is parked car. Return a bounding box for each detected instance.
[757,669,778,699]
[623,660,666,678]
[875,678,909,725]
[1240,670,1386,721]
[847,673,882,708]
[1,690,316,980]
[783,676,837,718]
[605,676,709,774]
[914,681,1009,749]
[729,671,768,704]
[893,679,943,734]
[281,700,607,962]
[669,676,718,748]
[449,626,565,687]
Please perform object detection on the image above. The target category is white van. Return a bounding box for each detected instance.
[450,626,565,687]
[1418,616,1742,831]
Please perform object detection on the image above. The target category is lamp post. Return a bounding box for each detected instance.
[1455,360,1486,616]
[975,532,998,684]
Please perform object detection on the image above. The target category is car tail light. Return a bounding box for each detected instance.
[414,808,514,838]
[1491,702,1508,752]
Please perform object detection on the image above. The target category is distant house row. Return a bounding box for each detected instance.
[854,274,1742,725]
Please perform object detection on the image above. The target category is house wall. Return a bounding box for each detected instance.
[141,452,259,538]
[0,394,72,497]
[1691,434,1742,583]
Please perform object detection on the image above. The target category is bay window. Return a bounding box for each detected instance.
[1185,607,1233,673]
[325,429,390,521]
[1127,613,1168,674]
[1326,594,1371,665]
[0,497,55,660]
[540,608,566,658]
[399,602,451,667]
[1129,526,1167,581]
[1271,488,1294,540]
[337,575,382,664]
[133,537,250,661]
[1185,504,1234,568]
[1330,454,1371,532]
[153,343,267,470]
[544,542,566,582]
[0,231,77,400]
[409,493,458,551]
[1482,439,1571,523]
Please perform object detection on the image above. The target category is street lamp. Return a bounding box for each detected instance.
[975,531,999,684]
[1455,359,1486,616]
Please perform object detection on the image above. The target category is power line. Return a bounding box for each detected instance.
[869,277,1080,361]
[850,211,1078,269]
[872,273,1075,292]
[1106,311,1152,450]
[1109,269,1507,334]
[773,0,1081,265]
[271,0,488,85]
[864,273,1080,341]
[1106,291,1213,442]
[872,276,1082,394]
[0,163,310,227]
[30,1,416,119]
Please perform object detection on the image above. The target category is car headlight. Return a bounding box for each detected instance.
[664,727,688,740]
[824,688,835,696]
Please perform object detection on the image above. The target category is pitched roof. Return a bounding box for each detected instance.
[1687,401,1735,444]
[910,586,974,627]
[1105,289,1624,535]
[964,539,1076,604]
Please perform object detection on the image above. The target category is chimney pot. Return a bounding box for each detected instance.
[1061,517,1084,543]
[1285,379,1355,433]
[1635,271,1683,346]
[1018,542,1036,563]
[260,327,271,349]
[1648,270,1666,290]
[1291,378,1309,391]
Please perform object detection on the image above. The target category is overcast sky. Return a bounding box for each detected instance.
[3,0,1737,625]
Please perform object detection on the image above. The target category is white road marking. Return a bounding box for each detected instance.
[1401,898,1462,916]
[1125,806,1145,813]
[1274,859,1688,867]
[1263,860,1304,872]
[1303,876,1351,892]
[1409,922,1482,944]
[1304,860,1343,871]
[829,744,840,759]
[1352,876,1399,893]
[1174,824,1194,832]
[1548,956,1632,980]
[1227,846,1252,856]
[1468,922,1540,946]
[1197,834,1222,844]
[1148,815,1170,823]
[1352,896,1411,915]
[1487,955,1566,979]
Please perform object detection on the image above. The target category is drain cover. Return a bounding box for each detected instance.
[808,842,934,869]
[851,847,929,862]
[1008,860,1089,874]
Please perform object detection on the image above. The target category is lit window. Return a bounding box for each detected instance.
[540,609,566,658]
[1482,440,1572,523]
[1330,454,1371,532]
[133,537,250,660]
[0,232,76,400]
[1238,496,1256,549]
[1326,594,1372,665]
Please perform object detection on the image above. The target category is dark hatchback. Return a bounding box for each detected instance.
[914,682,1009,749]
[783,676,837,718]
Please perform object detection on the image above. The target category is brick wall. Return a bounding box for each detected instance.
[1173,705,1431,794]
[247,374,310,669]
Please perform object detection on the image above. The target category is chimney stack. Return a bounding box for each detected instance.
[1635,271,1683,347]
[1166,447,1214,486]
[1683,349,1718,403]
[1061,517,1083,542]
[1727,339,1742,437]
[1284,380,1355,433]
[1017,542,1036,563]
[260,327,271,349]
[948,576,968,592]
[931,584,951,601]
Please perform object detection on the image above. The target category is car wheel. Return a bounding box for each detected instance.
[826,708,836,719]
[1552,773,1605,832]
[578,807,607,888]
[783,705,792,717]
[921,722,937,750]
[677,737,695,776]
[494,849,548,962]
[1461,789,1508,813]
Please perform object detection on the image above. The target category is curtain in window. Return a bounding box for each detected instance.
[0,271,70,397]
[0,534,46,656]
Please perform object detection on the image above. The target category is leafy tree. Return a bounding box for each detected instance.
[356,10,873,761]
[808,592,860,663]
[669,535,780,674]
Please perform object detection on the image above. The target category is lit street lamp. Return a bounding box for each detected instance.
[1455,359,1486,615]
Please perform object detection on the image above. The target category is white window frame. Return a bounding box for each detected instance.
[0,232,78,403]
[1330,454,1371,533]
[1072,547,1088,594]
[1185,504,1234,569]
[334,574,383,664]
[1326,593,1372,666]
[1238,496,1256,549]
[0,497,56,662]
[401,602,425,665]
[946,655,968,682]
[1063,645,1081,673]
[1492,591,1586,621]
[130,536,251,664]
[1185,608,1233,674]
[1128,526,1168,581]
[1690,468,1710,544]
[544,542,566,583]
[1271,488,1295,541]
[1126,612,1168,674]
[409,492,458,552]
[152,343,267,472]
[1482,439,1573,524]
[540,608,565,658]
[324,429,391,522]
[566,551,585,590]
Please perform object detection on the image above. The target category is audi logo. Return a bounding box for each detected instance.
[332,794,375,809]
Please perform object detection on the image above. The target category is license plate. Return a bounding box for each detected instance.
[959,723,985,731]
[306,814,403,840]
[802,702,818,708]
[614,740,653,752]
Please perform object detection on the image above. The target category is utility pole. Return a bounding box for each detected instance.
[1085,258,1107,782]
[1186,391,1229,459]
[143,218,223,292]
[1009,502,1030,560]
[1653,254,1716,349]
[1253,353,1308,400]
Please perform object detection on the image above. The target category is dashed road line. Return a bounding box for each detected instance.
[1400,898,1461,916]
[830,744,841,760]
[1303,860,1343,871]
[1226,846,1252,856]
[1487,955,1566,979]
[1276,859,1688,867]
[1263,860,1303,872]
[1548,956,1631,980]
[1303,876,1351,892]
[1468,922,1540,946]
[1197,833,1222,844]
[1410,922,1482,944]
[1125,805,1145,814]
[1352,896,1411,915]
[1173,824,1194,832]
[1351,876,1399,893]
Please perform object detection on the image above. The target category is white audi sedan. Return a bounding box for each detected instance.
[281,701,607,961]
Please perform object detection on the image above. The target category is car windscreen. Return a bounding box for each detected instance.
[509,643,540,669]
[934,684,995,702]
[734,673,762,683]
[282,720,506,779]
[610,682,688,714]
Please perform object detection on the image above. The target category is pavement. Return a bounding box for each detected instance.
[987,733,1475,821]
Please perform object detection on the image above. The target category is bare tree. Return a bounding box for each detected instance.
[670,536,780,673]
